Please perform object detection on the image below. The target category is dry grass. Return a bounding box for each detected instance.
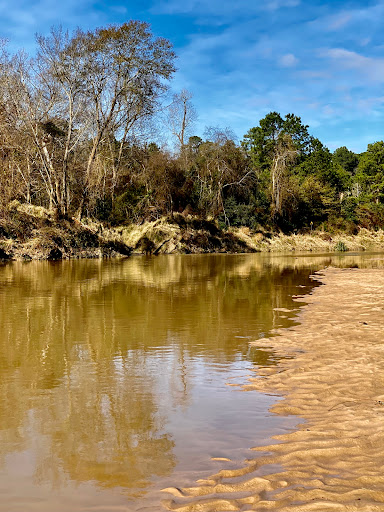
[120,215,251,254]
[121,218,181,253]
[3,202,384,260]
[8,199,54,220]
[120,218,384,255]
[230,227,384,253]
[0,205,132,260]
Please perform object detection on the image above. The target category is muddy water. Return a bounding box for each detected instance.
[0,252,382,512]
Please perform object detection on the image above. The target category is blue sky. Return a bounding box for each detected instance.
[1,0,383,152]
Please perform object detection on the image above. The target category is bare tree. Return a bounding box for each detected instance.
[0,23,176,218]
[270,133,298,218]
[167,89,197,153]
[0,50,54,209]
[194,127,254,219]
[71,21,176,217]
[35,27,92,215]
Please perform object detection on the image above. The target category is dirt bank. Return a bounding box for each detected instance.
[0,202,132,260]
[162,268,384,511]
[122,217,384,255]
[2,203,384,260]
[122,215,252,254]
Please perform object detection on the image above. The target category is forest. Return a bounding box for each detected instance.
[1,21,384,236]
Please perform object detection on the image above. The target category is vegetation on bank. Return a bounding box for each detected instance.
[121,217,384,254]
[2,22,384,259]
[0,201,132,260]
[2,201,384,261]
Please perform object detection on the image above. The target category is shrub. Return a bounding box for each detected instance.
[334,240,348,252]
[219,197,260,229]
[356,202,384,230]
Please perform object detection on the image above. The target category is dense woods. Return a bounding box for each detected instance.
[1,22,384,235]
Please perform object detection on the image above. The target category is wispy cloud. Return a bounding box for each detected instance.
[1,0,384,151]
[0,0,130,51]
[152,0,301,18]
[263,0,300,11]
[323,48,384,82]
[279,53,299,67]
[308,2,384,41]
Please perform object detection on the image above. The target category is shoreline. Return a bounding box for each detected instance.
[2,204,384,260]
[121,217,384,255]
[162,268,384,511]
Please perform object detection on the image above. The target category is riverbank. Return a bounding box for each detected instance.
[162,267,384,511]
[0,202,132,260]
[2,203,384,260]
[121,216,384,254]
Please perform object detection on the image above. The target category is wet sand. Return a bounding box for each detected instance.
[162,268,384,511]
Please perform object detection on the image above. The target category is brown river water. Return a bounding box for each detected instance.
[0,252,383,512]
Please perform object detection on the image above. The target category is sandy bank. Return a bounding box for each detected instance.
[162,268,384,511]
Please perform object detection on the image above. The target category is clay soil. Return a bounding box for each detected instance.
[162,268,384,511]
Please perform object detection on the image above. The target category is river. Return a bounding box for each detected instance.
[0,252,383,511]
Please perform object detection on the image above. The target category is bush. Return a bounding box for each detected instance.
[93,187,147,225]
[341,196,358,223]
[334,240,348,252]
[219,197,260,229]
[356,202,384,230]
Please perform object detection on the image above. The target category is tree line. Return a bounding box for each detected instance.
[1,22,383,233]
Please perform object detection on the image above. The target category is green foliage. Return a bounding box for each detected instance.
[333,146,359,175]
[334,240,348,252]
[242,111,311,172]
[94,196,113,222]
[341,196,358,223]
[355,202,384,230]
[355,141,384,203]
[276,174,336,231]
[219,197,261,229]
[94,186,147,225]
[322,216,359,235]
[295,139,352,194]
[187,136,203,155]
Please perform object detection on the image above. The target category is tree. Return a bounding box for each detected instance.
[0,50,57,210]
[166,89,197,152]
[242,111,310,173]
[355,141,384,203]
[63,21,176,216]
[242,113,309,223]
[333,146,359,175]
[34,27,95,216]
[192,127,253,219]
[270,133,298,219]
[297,138,351,196]
[0,22,176,218]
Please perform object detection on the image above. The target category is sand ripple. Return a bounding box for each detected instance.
[162,268,384,511]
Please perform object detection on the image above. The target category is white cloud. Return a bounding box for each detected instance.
[152,0,300,17]
[328,12,352,30]
[356,96,384,113]
[323,48,384,83]
[263,0,300,11]
[279,53,298,67]
[309,2,384,37]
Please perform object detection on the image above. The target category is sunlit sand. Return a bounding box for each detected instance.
[163,268,384,511]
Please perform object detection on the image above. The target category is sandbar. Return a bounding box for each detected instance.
[162,268,384,511]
